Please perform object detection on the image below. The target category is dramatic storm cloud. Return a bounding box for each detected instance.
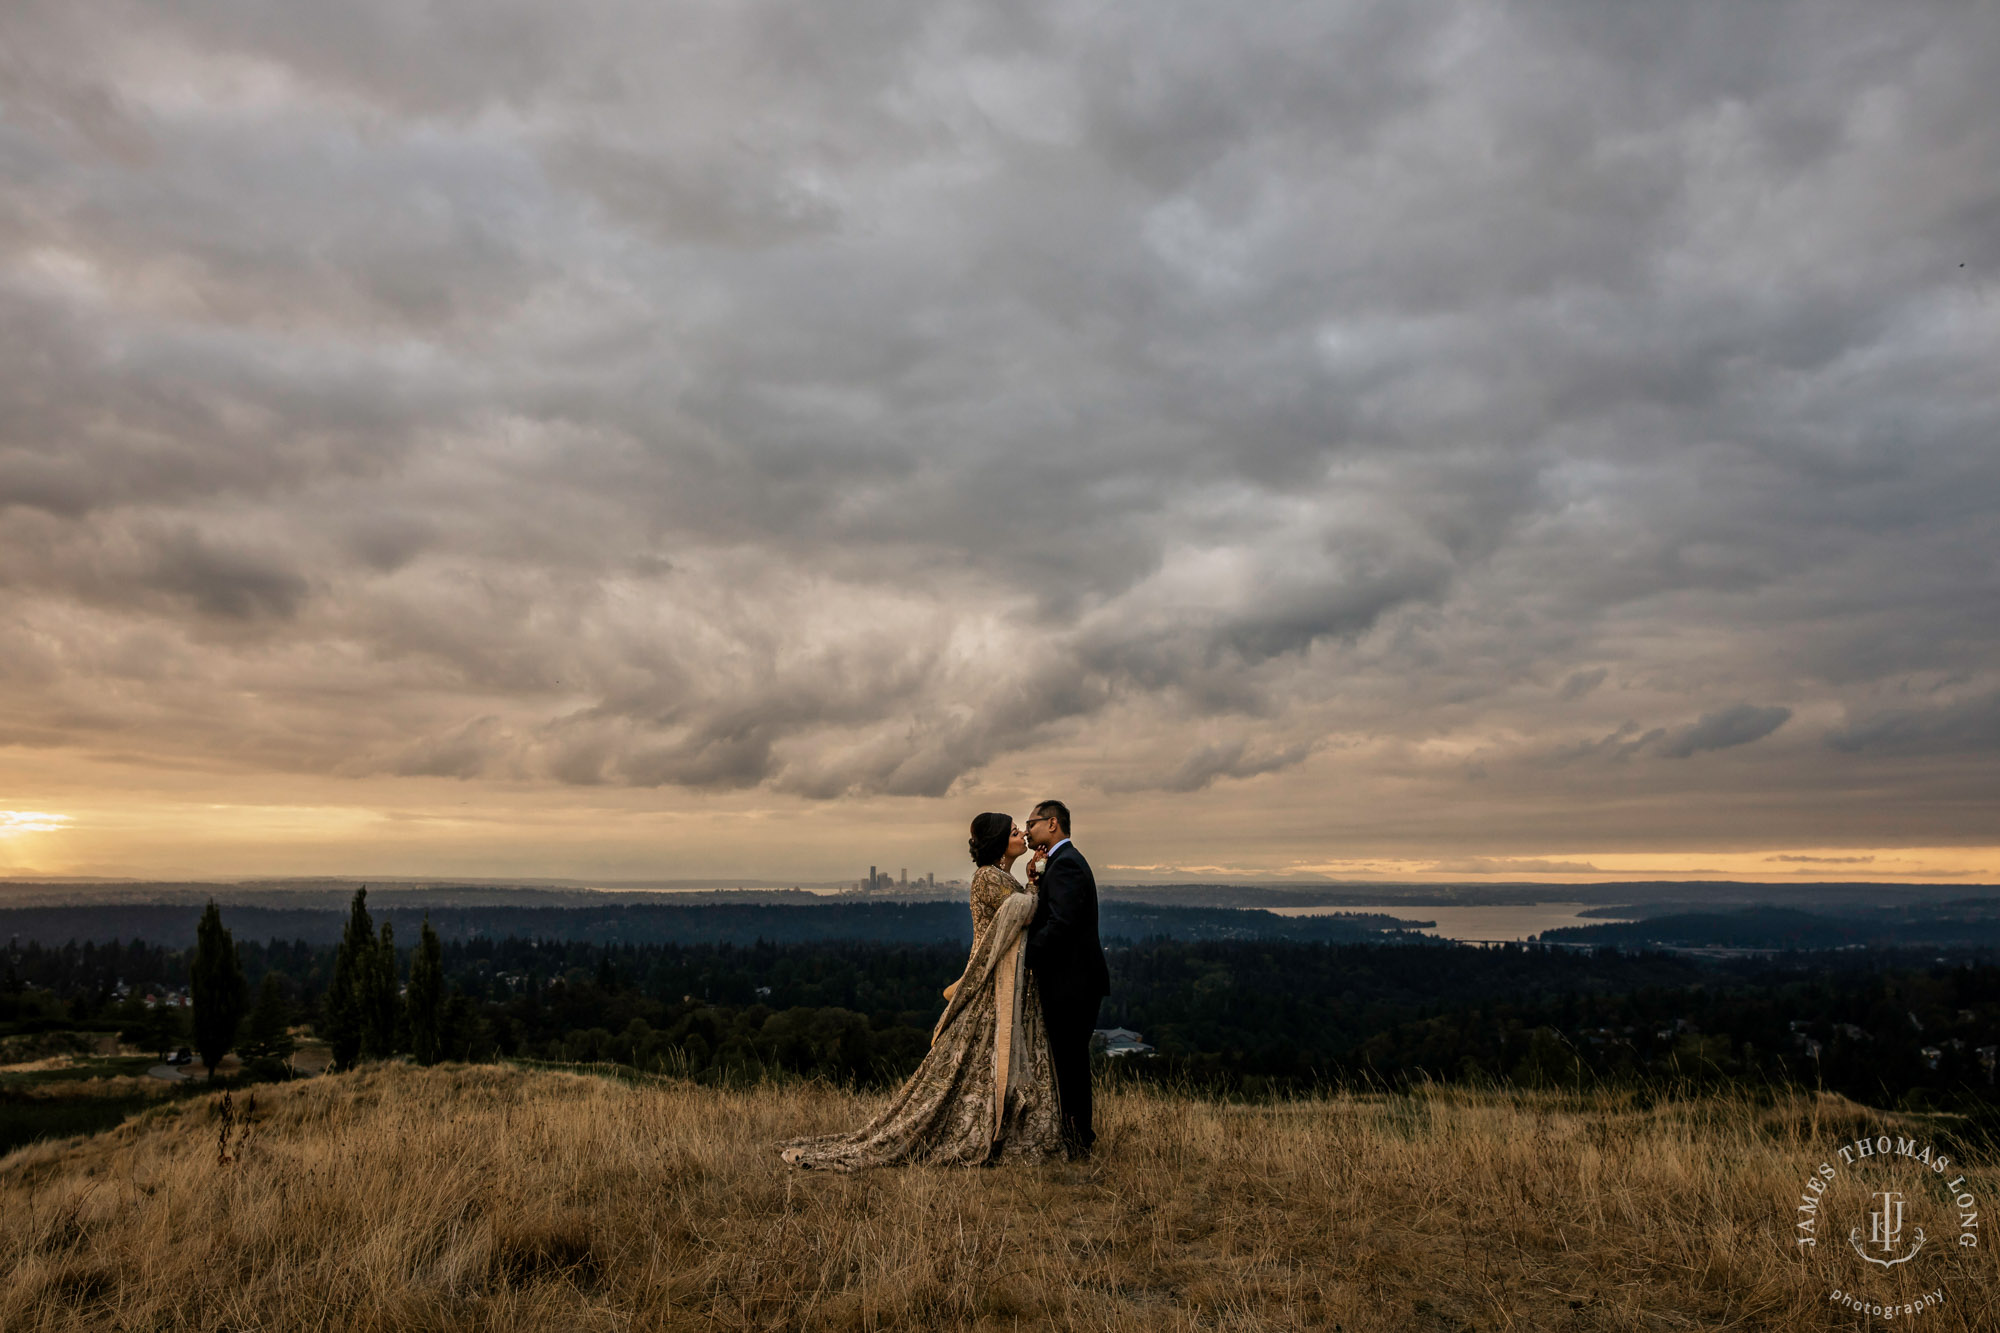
[1,1,1996,878]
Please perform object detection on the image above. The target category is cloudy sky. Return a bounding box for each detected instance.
[2,1,1996,885]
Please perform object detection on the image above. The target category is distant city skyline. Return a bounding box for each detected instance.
[2,4,1997,888]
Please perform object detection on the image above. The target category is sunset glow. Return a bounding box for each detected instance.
[0,812,70,836]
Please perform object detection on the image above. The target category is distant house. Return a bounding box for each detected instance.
[1092,1027,1153,1057]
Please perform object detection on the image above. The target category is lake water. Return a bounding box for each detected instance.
[1269,902,1634,943]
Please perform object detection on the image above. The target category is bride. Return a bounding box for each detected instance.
[778,812,1064,1170]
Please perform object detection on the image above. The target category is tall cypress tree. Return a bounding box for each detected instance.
[190,900,248,1075]
[407,916,444,1066]
[324,887,373,1070]
[361,919,401,1058]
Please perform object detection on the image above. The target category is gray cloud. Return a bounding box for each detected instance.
[0,0,1997,850]
[1107,738,1318,795]
[1558,668,1608,702]
[138,529,308,621]
[1658,705,1793,759]
[1548,703,1794,766]
[1551,723,1666,766]
[1828,690,2000,756]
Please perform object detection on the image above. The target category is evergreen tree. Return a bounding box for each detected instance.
[439,989,482,1062]
[361,919,401,1059]
[143,994,186,1063]
[241,972,296,1066]
[189,900,248,1075]
[323,887,374,1070]
[407,916,444,1065]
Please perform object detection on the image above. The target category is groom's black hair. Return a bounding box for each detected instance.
[1031,799,1070,838]
[968,812,1013,867]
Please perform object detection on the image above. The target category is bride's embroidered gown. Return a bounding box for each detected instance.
[777,864,1064,1170]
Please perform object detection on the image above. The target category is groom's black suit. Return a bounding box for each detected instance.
[1026,839,1111,1155]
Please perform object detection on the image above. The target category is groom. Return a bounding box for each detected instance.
[1024,799,1111,1159]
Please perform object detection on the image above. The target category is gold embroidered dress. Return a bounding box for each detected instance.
[778,865,1063,1171]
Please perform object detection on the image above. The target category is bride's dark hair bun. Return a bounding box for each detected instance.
[968,812,1012,867]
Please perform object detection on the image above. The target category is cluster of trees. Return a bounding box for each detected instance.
[205,924,2000,1111]
[0,889,450,1078]
[1104,940,2000,1113]
[0,934,309,1069]
[14,900,2000,1117]
[318,889,447,1068]
[1,937,182,1004]
[311,933,964,1081]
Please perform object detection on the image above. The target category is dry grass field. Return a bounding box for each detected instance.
[4,1062,1998,1331]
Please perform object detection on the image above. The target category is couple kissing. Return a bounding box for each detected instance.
[778,800,1111,1171]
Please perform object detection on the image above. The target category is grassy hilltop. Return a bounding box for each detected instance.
[4,1065,2000,1331]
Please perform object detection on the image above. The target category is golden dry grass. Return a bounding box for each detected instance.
[4,1063,1998,1331]
[0,1057,87,1076]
